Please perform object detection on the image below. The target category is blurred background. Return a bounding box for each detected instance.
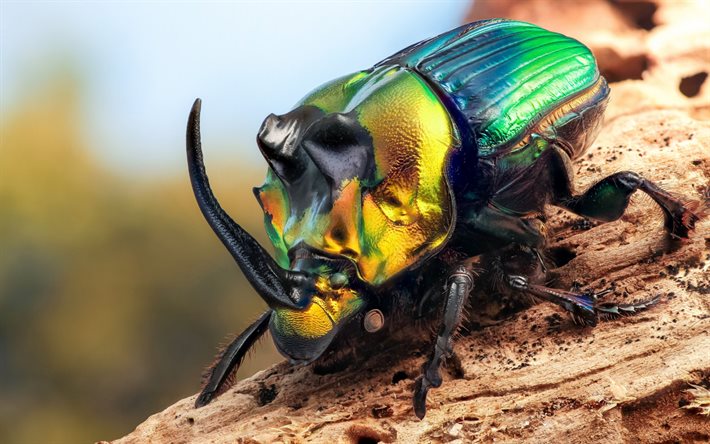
[0,1,469,442]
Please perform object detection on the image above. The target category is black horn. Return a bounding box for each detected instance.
[301,112,375,186]
[186,98,312,309]
[256,105,324,184]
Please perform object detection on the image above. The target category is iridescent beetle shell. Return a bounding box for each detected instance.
[254,19,608,347]
[189,17,699,416]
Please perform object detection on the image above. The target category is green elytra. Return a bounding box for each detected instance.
[389,18,601,154]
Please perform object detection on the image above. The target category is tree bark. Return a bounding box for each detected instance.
[111,2,710,443]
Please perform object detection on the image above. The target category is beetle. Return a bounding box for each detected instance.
[186,19,701,418]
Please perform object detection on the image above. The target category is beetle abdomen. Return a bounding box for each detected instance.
[379,19,608,158]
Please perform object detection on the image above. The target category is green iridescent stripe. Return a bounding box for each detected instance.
[427,27,548,78]
[394,18,527,68]
[386,19,601,156]
[432,30,555,84]
[476,49,596,149]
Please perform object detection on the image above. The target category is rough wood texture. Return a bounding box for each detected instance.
[112,2,710,443]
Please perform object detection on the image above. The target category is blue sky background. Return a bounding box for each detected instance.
[2,1,470,175]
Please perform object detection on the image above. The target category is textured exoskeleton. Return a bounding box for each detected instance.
[186,19,701,418]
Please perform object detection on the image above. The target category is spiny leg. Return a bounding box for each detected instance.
[414,265,474,419]
[487,245,658,326]
[195,310,271,407]
[506,274,659,326]
[557,171,700,239]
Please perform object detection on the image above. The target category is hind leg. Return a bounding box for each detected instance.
[545,143,700,239]
[557,170,699,239]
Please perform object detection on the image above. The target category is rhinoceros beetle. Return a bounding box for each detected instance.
[187,19,700,418]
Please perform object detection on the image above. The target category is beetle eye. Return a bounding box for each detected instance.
[329,272,349,289]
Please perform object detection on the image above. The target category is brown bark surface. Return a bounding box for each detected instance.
[112,2,710,443]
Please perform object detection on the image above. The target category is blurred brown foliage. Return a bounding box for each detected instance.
[0,69,281,442]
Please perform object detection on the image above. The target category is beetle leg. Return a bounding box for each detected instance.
[461,204,546,248]
[506,275,659,326]
[533,247,548,274]
[195,310,271,408]
[555,170,701,239]
[413,265,474,419]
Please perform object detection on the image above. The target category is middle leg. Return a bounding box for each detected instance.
[506,273,658,326]
[489,246,659,326]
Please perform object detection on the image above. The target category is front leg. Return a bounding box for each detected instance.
[196,310,271,407]
[413,265,474,419]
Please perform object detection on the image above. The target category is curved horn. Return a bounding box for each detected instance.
[186,98,311,309]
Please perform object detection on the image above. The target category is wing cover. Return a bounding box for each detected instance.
[377,19,605,156]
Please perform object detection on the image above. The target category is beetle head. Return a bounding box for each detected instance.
[253,66,460,361]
